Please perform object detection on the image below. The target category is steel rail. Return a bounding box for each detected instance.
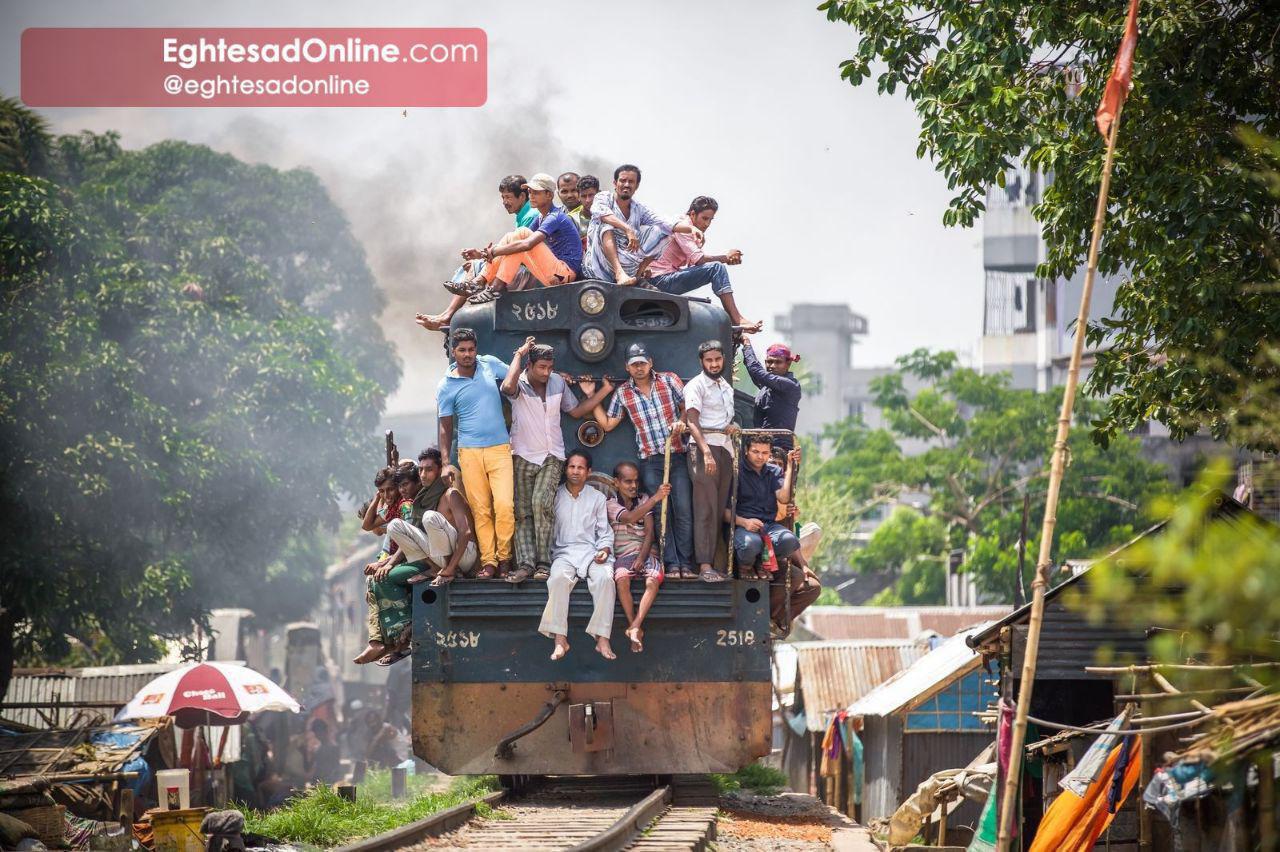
[332,789,506,852]
[565,784,672,852]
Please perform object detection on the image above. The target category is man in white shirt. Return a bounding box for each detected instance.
[538,449,618,661]
[500,337,612,584]
[683,340,738,583]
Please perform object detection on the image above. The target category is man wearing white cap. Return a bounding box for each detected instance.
[448,172,584,304]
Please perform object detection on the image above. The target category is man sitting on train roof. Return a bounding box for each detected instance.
[731,437,822,629]
[566,173,598,248]
[739,335,803,457]
[538,448,618,661]
[684,339,737,584]
[415,174,539,332]
[444,173,585,305]
[584,163,703,286]
[436,328,516,579]
[585,342,696,578]
[500,336,614,585]
[556,171,579,226]
[646,196,761,333]
[609,461,669,653]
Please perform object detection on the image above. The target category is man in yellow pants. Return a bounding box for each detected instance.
[437,328,515,578]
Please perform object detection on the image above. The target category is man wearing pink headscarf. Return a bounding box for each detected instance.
[740,335,802,451]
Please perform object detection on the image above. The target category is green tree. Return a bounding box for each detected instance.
[801,350,1170,602]
[0,102,395,696]
[820,0,1280,449]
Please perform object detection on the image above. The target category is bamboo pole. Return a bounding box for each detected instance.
[996,101,1126,852]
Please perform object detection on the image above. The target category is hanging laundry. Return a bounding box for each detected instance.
[1029,737,1143,852]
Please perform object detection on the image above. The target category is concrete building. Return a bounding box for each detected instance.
[977,163,1122,392]
[773,303,869,438]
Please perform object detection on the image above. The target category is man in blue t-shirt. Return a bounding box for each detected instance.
[446,173,585,304]
[436,328,515,578]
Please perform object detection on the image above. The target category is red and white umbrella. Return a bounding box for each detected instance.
[117,661,301,727]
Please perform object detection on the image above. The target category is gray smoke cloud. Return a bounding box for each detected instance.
[201,86,610,414]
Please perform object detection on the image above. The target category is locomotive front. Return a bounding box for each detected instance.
[410,281,774,776]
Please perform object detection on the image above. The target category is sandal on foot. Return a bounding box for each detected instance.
[443,279,484,296]
[505,566,533,584]
[532,564,551,581]
[467,286,503,304]
[476,565,497,579]
[430,572,456,587]
[699,569,729,583]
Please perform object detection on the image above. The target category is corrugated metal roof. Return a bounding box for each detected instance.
[846,623,996,718]
[792,639,926,731]
[6,665,180,729]
[796,606,1013,642]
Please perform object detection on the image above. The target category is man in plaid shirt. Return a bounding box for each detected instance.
[587,342,695,576]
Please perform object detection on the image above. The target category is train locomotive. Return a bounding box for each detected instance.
[411,281,776,777]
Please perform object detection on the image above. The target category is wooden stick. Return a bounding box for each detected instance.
[997,100,1126,852]
[659,430,675,554]
[1086,662,1280,674]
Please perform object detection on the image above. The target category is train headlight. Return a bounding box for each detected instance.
[579,286,607,316]
[579,327,606,355]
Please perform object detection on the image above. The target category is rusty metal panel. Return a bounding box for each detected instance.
[792,640,926,731]
[569,701,614,753]
[797,606,1012,642]
[413,681,771,775]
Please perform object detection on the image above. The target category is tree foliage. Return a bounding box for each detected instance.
[801,350,1171,603]
[0,100,396,689]
[821,0,1280,449]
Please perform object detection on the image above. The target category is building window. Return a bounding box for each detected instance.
[904,671,997,732]
[847,401,864,421]
[984,270,1039,335]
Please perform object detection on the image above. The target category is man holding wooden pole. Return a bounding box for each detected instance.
[997,1,1143,848]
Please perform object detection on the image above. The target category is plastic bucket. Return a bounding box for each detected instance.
[155,768,191,810]
[151,807,208,852]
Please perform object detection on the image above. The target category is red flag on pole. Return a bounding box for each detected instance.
[1095,0,1141,138]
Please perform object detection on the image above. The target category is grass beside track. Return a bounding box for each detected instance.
[711,763,789,797]
[239,772,500,848]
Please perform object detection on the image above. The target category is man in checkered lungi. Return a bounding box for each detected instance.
[499,336,612,584]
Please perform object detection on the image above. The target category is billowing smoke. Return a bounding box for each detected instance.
[204,90,610,414]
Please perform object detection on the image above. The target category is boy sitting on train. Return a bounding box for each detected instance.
[645,196,762,333]
[415,173,538,332]
[445,173,585,305]
[500,336,613,585]
[356,455,480,666]
[538,449,618,661]
[608,461,670,653]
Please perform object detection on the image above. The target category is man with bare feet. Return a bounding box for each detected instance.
[538,449,617,661]
[608,462,668,653]
[585,164,702,286]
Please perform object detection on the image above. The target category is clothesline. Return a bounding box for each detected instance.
[1025,712,1212,737]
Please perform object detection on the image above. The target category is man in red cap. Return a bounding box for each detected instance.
[740,335,802,452]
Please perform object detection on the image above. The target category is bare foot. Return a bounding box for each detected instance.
[626,626,643,653]
[353,642,386,664]
[550,638,570,661]
[595,637,617,660]
[406,572,433,585]
[415,313,452,331]
[635,257,654,279]
[616,275,637,287]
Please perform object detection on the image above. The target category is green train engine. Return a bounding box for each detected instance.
[411,281,774,776]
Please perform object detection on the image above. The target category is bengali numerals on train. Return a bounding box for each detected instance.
[716,629,755,647]
[511,301,558,324]
[435,630,480,648]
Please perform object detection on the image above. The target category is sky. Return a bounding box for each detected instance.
[1,0,985,415]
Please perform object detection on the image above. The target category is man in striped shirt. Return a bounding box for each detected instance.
[587,342,696,576]
[584,164,703,285]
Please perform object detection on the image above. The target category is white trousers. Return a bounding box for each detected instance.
[387,513,478,574]
[538,557,616,640]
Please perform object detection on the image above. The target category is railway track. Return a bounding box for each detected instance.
[337,777,718,852]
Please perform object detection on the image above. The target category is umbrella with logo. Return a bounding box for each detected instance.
[117,661,301,728]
